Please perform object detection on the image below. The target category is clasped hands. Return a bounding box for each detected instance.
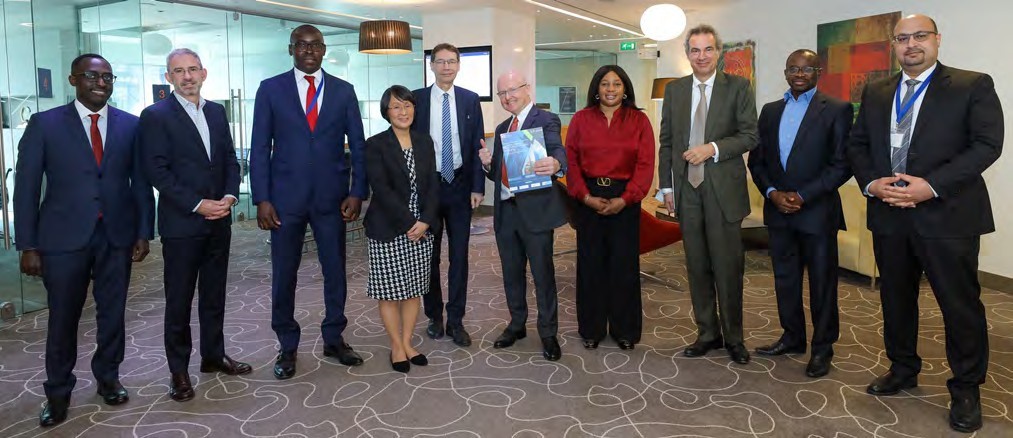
[583,194,626,216]
[770,191,803,214]
[868,173,935,208]
[196,196,236,220]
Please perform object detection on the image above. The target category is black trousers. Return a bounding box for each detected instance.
[767,227,840,355]
[42,221,132,402]
[873,230,988,394]
[496,198,558,338]
[574,178,642,343]
[162,220,231,374]
[424,169,473,328]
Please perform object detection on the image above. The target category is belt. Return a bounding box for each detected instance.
[437,166,465,181]
[593,177,614,187]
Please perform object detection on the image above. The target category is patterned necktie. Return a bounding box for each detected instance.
[440,92,454,183]
[892,79,921,175]
[305,75,318,132]
[88,114,103,165]
[501,116,519,188]
[687,83,707,188]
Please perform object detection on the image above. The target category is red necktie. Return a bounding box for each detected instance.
[88,114,103,165]
[305,75,318,131]
[501,117,519,188]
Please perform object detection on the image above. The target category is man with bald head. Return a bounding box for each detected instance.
[847,14,1003,432]
[478,70,566,361]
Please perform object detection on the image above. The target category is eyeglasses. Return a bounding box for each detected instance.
[892,31,937,44]
[73,71,116,84]
[169,66,203,76]
[785,66,821,75]
[291,41,326,52]
[432,59,459,66]
[496,83,528,97]
[389,102,414,113]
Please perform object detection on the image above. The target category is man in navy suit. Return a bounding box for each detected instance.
[13,53,154,427]
[747,49,853,378]
[139,48,251,402]
[479,70,567,361]
[250,24,368,379]
[411,43,486,347]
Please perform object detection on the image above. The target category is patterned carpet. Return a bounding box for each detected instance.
[1,216,1012,437]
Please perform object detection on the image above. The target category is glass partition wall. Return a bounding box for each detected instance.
[0,0,423,318]
[534,49,617,125]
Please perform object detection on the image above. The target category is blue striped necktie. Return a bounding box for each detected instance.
[441,92,454,182]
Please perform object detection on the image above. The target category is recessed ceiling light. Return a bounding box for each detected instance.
[256,0,423,30]
[526,0,643,36]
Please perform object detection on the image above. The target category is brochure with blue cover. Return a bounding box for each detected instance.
[500,127,552,193]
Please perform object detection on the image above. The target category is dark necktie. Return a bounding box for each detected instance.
[305,75,318,131]
[88,114,103,165]
[501,116,519,188]
[440,92,454,182]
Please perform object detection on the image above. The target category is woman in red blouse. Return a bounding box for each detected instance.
[565,65,655,350]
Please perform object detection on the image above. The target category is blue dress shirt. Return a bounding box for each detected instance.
[766,87,816,199]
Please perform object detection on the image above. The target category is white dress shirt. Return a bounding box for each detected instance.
[171,92,237,211]
[295,67,325,117]
[74,99,108,150]
[429,84,462,172]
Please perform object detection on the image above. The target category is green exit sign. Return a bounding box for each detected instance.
[620,41,637,51]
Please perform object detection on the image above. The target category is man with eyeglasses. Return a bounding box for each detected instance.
[411,43,486,347]
[13,53,154,427]
[847,14,1003,433]
[479,70,566,361]
[138,48,249,402]
[747,49,853,378]
[250,24,369,379]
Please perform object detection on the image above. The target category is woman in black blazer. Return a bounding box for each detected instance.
[363,85,439,373]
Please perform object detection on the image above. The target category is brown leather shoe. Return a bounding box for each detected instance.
[168,373,195,402]
[200,355,252,375]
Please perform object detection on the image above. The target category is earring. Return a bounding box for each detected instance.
[595,94,600,100]
[622,94,628,100]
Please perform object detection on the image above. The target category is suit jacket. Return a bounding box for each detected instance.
[250,69,367,216]
[411,85,486,195]
[139,95,241,238]
[847,63,1003,237]
[487,107,568,233]
[13,103,154,252]
[658,72,758,222]
[363,128,439,242]
[749,90,853,234]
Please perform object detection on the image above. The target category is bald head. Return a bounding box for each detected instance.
[496,70,531,116]
[892,14,941,76]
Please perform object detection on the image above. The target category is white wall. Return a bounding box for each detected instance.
[658,0,1013,278]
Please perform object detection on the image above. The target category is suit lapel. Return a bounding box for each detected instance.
[390,129,410,178]
[454,86,468,143]
[909,64,947,150]
[286,70,311,134]
[784,92,825,171]
[705,73,728,141]
[64,103,100,169]
[676,78,693,149]
[169,96,211,163]
[521,107,539,130]
[768,100,787,172]
[415,86,431,129]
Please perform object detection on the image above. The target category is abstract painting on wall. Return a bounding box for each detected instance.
[719,40,756,93]
[817,11,901,110]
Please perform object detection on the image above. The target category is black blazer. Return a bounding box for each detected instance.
[749,90,853,234]
[847,63,1003,238]
[364,128,439,242]
[139,95,240,238]
[487,106,568,233]
[410,85,486,195]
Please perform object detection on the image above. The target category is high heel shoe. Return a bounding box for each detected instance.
[409,353,428,366]
[582,339,599,349]
[390,353,410,373]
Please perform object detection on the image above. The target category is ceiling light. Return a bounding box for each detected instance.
[525,0,644,37]
[256,0,422,30]
[359,19,412,55]
[640,4,686,41]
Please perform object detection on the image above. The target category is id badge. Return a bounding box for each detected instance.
[890,127,905,150]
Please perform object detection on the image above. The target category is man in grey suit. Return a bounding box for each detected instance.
[658,24,758,364]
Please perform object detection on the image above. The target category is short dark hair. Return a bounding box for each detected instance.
[787,49,819,66]
[71,53,108,73]
[380,85,416,123]
[430,43,460,60]
[684,24,722,54]
[290,24,323,44]
[584,65,641,110]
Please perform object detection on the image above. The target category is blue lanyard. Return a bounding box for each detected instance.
[894,69,934,122]
[307,76,324,113]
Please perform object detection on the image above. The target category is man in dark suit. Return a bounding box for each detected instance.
[13,53,154,427]
[479,70,567,361]
[658,24,758,364]
[748,49,853,378]
[139,48,251,402]
[847,14,1003,433]
[411,43,486,347]
[250,24,368,379]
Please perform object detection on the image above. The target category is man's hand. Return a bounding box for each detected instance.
[879,173,935,208]
[341,196,363,221]
[406,221,430,242]
[471,193,484,209]
[197,199,230,220]
[132,239,150,262]
[663,193,676,218]
[599,197,627,216]
[533,157,560,176]
[256,201,282,230]
[478,138,492,167]
[770,191,802,214]
[682,143,716,165]
[20,249,42,277]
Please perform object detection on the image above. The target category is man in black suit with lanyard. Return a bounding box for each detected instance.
[847,14,1003,433]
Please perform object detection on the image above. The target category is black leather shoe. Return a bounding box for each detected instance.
[168,373,195,402]
[727,343,750,364]
[96,380,129,405]
[617,339,635,350]
[949,393,983,433]
[200,355,253,375]
[409,354,428,366]
[390,353,410,373]
[39,400,68,427]
[866,371,917,396]
[323,342,364,366]
[274,351,297,380]
[684,337,724,357]
[582,339,599,349]
[755,340,806,356]
[805,353,833,378]
[426,319,445,339]
[541,336,561,361]
[493,329,526,348]
[446,325,472,347]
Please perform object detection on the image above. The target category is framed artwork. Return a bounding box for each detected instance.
[719,40,756,93]
[558,86,576,114]
[37,68,53,99]
[817,11,901,111]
